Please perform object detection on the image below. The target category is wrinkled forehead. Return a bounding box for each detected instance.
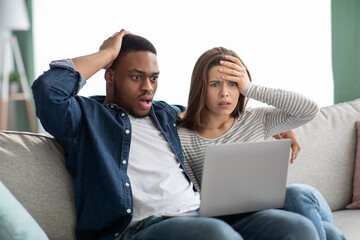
[208,65,222,81]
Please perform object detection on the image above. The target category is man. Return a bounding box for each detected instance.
[32,30,320,240]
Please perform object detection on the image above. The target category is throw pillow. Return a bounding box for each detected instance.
[347,121,360,209]
[0,181,49,240]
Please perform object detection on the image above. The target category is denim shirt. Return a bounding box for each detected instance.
[31,60,189,240]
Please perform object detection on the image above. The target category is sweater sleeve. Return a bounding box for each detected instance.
[244,83,319,137]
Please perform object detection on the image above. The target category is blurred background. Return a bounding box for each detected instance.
[0,0,359,133]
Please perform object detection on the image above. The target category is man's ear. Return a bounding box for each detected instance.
[104,68,114,84]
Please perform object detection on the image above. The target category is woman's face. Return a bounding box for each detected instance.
[205,65,240,117]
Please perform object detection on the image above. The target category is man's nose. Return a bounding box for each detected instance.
[141,78,154,91]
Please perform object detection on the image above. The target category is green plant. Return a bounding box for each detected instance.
[9,70,20,83]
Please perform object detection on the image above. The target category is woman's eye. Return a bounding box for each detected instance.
[229,81,238,86]
[210,82,219,87]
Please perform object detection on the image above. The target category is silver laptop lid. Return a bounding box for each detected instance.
[199,139,291,217]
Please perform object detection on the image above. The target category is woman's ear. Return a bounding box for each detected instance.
[105,68,114,84]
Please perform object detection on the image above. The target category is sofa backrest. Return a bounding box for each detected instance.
[0,131,76,240]
[1,99,359,239]
[287,98,360,211]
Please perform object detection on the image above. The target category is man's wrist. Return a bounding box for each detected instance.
[98,49,117,69]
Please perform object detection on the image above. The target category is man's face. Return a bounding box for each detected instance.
[107,51,159,117]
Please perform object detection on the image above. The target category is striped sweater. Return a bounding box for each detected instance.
[178,83,319,191]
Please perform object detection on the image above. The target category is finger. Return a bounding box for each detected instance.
[290,144,298,163]
[118,29,132,37]
[290,150,296,164]
[293,149,297,161]
[293,146,300,163]
[273,134,282,140]
[110,29,131,39]
[225,55,245,68]
[220,61,247,79]
[110,30,122,37]
[220,60,242,72]
[220,74,240,82]
[219,68,248,84]
[219,66,245,77]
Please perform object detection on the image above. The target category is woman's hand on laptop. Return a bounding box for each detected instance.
[273,130,301,164]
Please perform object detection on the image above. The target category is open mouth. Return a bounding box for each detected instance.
[218,101,232,108]
[142,100,151,104]
[138,96,153,110]
[219,102,231,106]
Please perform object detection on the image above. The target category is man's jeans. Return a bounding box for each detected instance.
[120,184,346,240]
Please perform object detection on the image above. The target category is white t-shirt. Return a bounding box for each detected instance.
[127,116,200,224]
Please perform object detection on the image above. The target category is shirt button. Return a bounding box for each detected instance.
[110,105,114,109]
[126,209,131,214]
[122,160,127,165]
[173,123,176,127]
[125,129,130,134]
[121,113,125,117]
[114,233,119,237]
[125,182,130,187]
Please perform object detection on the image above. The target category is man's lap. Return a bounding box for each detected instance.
[120,209,318,240]
[120,215,242,240]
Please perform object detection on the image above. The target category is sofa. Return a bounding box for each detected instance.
[0,98,360,240]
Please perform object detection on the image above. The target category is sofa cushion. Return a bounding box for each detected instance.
[0,181,49,240]
[333,209,360,240]
[0,131,76,240]
[347,121,360,209]
[287,98,360,211]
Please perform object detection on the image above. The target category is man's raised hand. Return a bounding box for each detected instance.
[100,29,132,69]
[72,29,131,80]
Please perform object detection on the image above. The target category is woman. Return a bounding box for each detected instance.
[178,47,345,240]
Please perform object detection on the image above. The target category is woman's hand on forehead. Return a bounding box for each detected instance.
[218,55,251,94]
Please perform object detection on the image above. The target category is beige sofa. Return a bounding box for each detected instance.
[1,98,360,240]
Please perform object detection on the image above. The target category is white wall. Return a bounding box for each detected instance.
[33,0,333,107]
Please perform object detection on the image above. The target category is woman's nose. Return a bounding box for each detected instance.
[220,85,229,97]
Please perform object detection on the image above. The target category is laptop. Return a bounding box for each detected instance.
[199,139,291,217]
[166,139,291,218]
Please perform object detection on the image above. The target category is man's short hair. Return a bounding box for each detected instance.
[111,34,157,69]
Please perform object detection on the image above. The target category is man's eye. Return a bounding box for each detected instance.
[229,81,238,86]
[131,75,141,80]
[151,76,158,82]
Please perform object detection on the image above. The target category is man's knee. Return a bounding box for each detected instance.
[199,218,243,240]
[165,217,243,240]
